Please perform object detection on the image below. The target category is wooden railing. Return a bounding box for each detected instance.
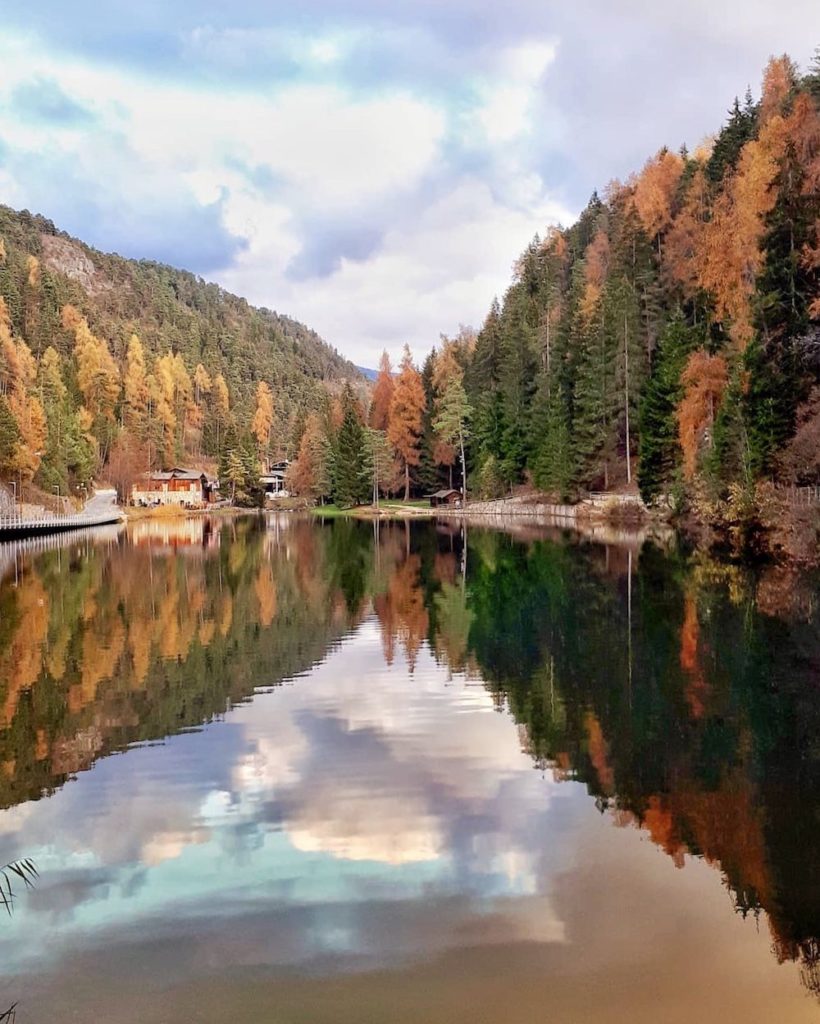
[776,485,820,508]
[0,508,124,538]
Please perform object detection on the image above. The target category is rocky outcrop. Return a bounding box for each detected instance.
[40,233,114,297]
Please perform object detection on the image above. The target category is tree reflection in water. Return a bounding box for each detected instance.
[0,513,818,1000]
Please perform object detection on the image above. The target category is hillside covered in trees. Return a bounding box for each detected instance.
[0,204,359,501]
[279,52,819,555]
[458,53,820,519]
[1,53,818,545]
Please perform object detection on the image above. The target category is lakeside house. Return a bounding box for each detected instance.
[429,488,462,508]
[131,468,218,509]
[260,460,290,502]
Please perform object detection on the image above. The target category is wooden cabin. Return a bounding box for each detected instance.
[429,488,463,508]
[131,468,218,508]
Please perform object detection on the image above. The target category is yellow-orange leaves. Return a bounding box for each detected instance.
[388,345,425,498]
[759,55,797,125]
[369,350,394,431]
[580,229,610,322]
[251,380,274,456]
[664,168,709,300]
[633,148,684,243]
[698,116,789,348]
[62,305,120,420]
[677,351,728,479]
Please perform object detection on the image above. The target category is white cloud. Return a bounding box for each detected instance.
[0,28,570,365]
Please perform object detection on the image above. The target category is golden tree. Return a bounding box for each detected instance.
[387,345,425,499]
[697,114,789,347]
[369,351,394,431]
[663,166,709,302]
[676,350,729,479]
[579,228,610,323]
[759,54,798,125]
[251,381,274,460]
[123,335,149,437]
[213,374,230,452]
[62,305,120,424]
[632,148,684,256]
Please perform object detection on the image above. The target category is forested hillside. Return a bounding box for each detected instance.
[1,52,818,537]
[460,53,819,514]
[0,204,358,499]
[279,53,819,552]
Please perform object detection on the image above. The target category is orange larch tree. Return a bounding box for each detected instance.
[676,350,729,479]
[369,350,395,431]
[387,345,425,500]
[759,54,798,125]
[632,148,684,257]
[697,113,789,348]
[251,380,274,462]
[663,166,709,304]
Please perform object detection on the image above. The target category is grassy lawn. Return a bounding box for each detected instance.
[380,498,430,509]
[311,499,433,518]
[310,504,349,517]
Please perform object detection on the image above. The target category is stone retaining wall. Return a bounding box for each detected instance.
[442,498,578,519]
[437,494,647,521]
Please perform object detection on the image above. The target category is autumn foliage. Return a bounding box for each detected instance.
[388,345,426,499]
[677,351,728,479]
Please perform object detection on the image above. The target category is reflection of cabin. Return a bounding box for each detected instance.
[260,460,290,501]
[429,489,462,508]
[131,468,218,508]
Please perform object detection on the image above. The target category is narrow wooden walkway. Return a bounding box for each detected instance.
[0,511,124,539]
[0,522,124,583]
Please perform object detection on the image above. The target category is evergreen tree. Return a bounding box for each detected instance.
[706,362,752,491]
[497,288,537,483]
[0,395,21,476]
[637,314,700,501]
[465,299,504,477]
[533,389,573,499]
[418,353,443,493]
[742,335,794,478]
[432,344,472,499]
[706,93,759,185]
[803,47,820,101]
[333,384,369,507]
[573,299,618,487]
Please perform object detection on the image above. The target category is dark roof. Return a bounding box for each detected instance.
[143,468,207,482]
[431,489,461,498]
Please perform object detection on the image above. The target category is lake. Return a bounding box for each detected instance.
[0,514,818,1022]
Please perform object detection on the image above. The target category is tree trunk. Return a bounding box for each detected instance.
[460,429,467,504]
[624,311,632,485]
[404,460,410,501]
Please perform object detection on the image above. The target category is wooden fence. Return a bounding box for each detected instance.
[776,486,820,508]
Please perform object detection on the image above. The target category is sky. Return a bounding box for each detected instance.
[0,3,817,367]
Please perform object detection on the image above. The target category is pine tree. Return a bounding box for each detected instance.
[334,384,369,507]
[224,448,247,504]
[465,299,504,476]
[432,341,472,499]
[497,288,537,483]
[706,94,759,185]
[418,352,443,494]
[637,314,700,501]
[533,389,573,499]
[0,395,21,475]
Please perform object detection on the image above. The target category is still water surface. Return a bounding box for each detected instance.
[0,515,818,1022]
